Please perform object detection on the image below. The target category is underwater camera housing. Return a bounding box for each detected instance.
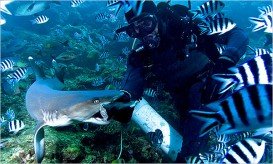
[132,98,183,161]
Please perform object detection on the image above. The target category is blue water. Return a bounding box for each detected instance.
[1,1,272,163]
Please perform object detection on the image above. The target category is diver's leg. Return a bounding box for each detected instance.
[176,81,209,162]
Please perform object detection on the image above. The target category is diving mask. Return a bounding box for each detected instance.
[116,14,157,38]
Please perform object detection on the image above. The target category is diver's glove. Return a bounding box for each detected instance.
[202,56,236,104]
[102,90,135,123]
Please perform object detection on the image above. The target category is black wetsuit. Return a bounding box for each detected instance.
[121,3,249,161]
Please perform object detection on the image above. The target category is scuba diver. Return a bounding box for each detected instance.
[103,1,249,161]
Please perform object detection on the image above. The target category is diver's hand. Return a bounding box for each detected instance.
[102,91,135,123]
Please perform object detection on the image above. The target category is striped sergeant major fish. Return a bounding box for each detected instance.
[209,142,227,153]
[31,15,49,24]
[95,13,110,22]
[6,67,32,86]
[215,43,226,55]
[144,88,157,98]
[253,48,271,57]
[106,0,146,16]
[198,18,236,35]
[97,35,110,47]
[185,156,203,164]
[218,148,229,157]
[222,138,265,163]
[1,59,15,72]
[191,0,225,19]
[212,53,273,94]
[246,45,272,58]
[114,32,129,42]
[71,0,85,8]
[189,84,272,137]
[216,134,230,143]
[230,131,253,142]
[249,16,273,33]
[8,119,25,134]
[199,153,220,163]
[249,5,273,33]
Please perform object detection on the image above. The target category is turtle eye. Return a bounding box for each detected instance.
[93,99,100,104]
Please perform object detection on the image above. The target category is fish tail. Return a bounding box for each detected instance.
[189,10,200,20]
[212,73,238,94]
[247,45,256,53]
[34,123,46,163]
[115,4,123,16]
[249,17,266,32]
[258,7,266,15]
[189,110,221,137]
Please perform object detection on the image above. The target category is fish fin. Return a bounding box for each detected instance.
[258,7,266,15]
[189,109,222,136]
[253,127,272,137]
[249,17,266,32]
[197,24,208,35]
[211,73,238,94]
[106,0,124,16]
[12,129,19,135]
[217,124,233,135]
[189,10,199,19]
[115,4,123,16]
[28,56,45,80]
[247,45,256,53]
[199,120,219,137]
[55,66,66,83]
[189,109,220,120]
[34,122,46,163]
[0,2,12,15]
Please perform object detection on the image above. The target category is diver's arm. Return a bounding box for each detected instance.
[103,50,145,123]
[121,50,145,100]
[214,27,249,63]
